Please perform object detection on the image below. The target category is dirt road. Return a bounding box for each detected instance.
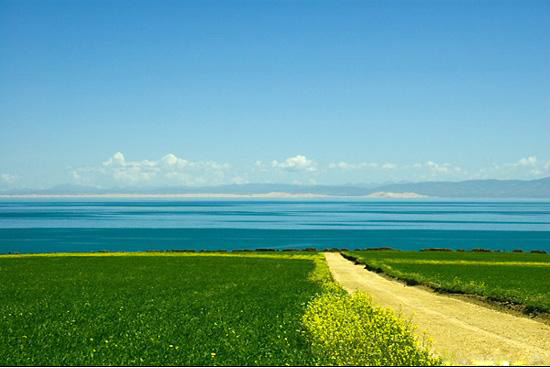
[324,252,550,365]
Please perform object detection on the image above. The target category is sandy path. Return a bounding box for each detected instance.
[324,252,550,365]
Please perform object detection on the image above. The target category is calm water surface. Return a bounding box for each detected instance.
[1,199,549,253]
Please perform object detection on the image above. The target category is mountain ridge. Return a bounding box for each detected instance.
[2,177,550,198]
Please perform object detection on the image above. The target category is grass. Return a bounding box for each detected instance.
[0,253,321,366]
[344,250,550,314]
[0,252,440,366]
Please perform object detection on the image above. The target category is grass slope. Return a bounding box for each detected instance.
[0,254,321,365]
[0,252,440,366]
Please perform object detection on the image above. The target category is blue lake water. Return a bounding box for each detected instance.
[1,199,549,253]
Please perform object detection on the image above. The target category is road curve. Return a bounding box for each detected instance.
[324,252,550,365]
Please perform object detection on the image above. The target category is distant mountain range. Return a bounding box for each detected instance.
[369,177,550,198]
[2,177,550,198]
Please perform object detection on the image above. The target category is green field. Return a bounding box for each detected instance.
[344,250,550,313]
[0,252,438,366]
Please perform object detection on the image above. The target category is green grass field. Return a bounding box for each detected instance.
[0,252,439,366]
[344,250,550,313]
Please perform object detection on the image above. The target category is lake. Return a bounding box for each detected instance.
[1,199,549,253]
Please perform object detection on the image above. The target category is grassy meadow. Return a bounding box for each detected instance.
[0,252,439,366]
[344,250,550,314]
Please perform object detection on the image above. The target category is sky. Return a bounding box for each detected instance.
[1,0,549,189]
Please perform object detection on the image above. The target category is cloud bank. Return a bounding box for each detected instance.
[271,155,317,172]
[71,152,231,187]
[0,173,17,186]
[22,152,550,188]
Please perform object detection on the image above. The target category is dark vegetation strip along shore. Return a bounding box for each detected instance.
[2,245,547,256]
[342,250,550,316]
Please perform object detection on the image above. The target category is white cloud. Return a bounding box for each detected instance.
[103,151,126,167]
[410,161,463,177]
[328,161,379,170]
[498,155,548,177]
[0,173,17,184]
[99,152,160,184]
[272,155,317,172]
[254,160,269,172]
[381,162,397,170]
[329,161,357,170]
[426,161,454,173]
[325,156,550,181]
[72,152,230,186]
[517,156,537,167]
[516,156,548,176]
[67,153,550,188]
[160,153,189,168]
[328,160,461,176]
[468,155,548,180]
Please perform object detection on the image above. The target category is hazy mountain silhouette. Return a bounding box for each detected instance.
[2,177,549,198]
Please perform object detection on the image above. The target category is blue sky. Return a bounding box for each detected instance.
[1,0,549,188]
